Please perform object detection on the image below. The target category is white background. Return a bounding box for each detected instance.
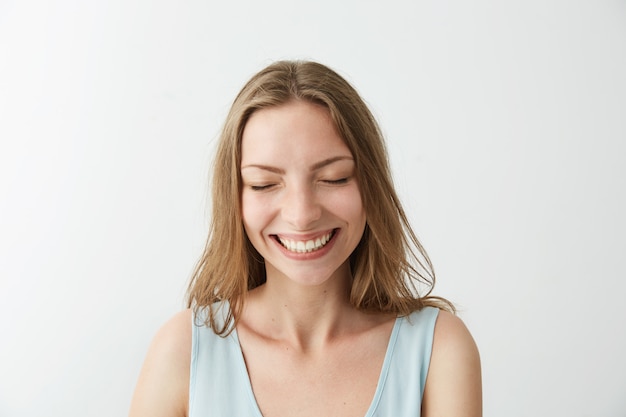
[1,1,625,416]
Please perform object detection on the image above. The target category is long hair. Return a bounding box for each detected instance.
[187,60,453,335]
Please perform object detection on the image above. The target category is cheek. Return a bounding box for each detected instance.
[241,193,253,224]
[241,192,272,235]
[241,193,257,232]
[328,187,366,227]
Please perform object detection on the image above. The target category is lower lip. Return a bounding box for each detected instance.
[272,229,339,260]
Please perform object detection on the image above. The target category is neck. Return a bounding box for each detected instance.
[244,264,357,351]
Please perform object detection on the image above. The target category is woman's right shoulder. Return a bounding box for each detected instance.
[159,309,194,342]
[147,309,194,367]
[128,309,193,417]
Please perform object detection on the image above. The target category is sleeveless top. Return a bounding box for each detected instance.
[189,303,439,417]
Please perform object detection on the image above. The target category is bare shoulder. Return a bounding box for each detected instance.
[128,309,192,417]
[422,310,482,417]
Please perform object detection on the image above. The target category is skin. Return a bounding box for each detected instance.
[128,100,482,417]
[240,99,366,295]
[237,100,392,416]
[128,309,191,417]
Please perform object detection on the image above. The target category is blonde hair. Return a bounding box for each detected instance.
[187,60,453,335]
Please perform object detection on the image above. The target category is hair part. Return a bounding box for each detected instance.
[187,60,454,335]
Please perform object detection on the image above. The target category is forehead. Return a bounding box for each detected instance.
[240,100,352,166]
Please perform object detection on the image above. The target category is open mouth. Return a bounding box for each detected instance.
[274,229,337,253]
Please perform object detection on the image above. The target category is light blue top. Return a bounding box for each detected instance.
[189,303,439,416]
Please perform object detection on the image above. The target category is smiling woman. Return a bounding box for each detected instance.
[240,101,366,288]
[128,60,482,417]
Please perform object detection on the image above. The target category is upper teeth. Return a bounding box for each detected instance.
[278,232,333,253]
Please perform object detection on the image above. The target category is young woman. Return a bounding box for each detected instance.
[129,60,482,417]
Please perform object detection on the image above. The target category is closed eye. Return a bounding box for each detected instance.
[250,184,276,191]
[323,178,349,185]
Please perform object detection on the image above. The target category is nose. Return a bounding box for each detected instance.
[280,184,322,230]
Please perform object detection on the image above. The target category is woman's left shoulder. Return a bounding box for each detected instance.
[422,309,482,417]
[432,310,479,353]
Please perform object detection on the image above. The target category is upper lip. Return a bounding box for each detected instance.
[272,229,336,241]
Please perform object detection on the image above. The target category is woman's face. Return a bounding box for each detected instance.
[240,100,366,287]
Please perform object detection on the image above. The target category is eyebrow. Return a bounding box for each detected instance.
[241,156,354,173]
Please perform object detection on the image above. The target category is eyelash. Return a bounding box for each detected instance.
[324,178,348,185]
[248,178,349,191]
[250,184,275,191]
